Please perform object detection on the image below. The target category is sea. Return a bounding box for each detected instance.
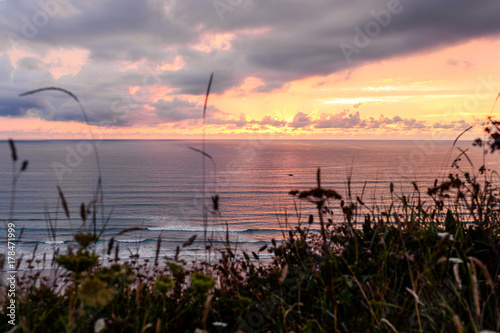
[0,139,497,269]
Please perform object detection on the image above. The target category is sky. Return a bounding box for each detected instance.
[1,0,500,140]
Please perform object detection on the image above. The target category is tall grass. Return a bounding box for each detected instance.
[1,89,500,332]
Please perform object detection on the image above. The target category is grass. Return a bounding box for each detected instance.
[1,89,500,332]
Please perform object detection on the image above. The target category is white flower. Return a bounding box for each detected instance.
[213,322,228,327]
[437,232,454,241]
[94,318,106,333]
[449,258,463,264]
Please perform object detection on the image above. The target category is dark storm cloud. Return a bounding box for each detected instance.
[166,0,500,94]
[236,0,500,90]
[4,1,500,64]
[1,0,191,61]
[0,55,145,126]
[0,95,46,117]
[0,85,133,126]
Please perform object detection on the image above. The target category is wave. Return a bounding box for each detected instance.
[148,225,240,232]
[147,226,283,233]
[43,240,66,245]
[115,238,148,243]
[243,228,283,233]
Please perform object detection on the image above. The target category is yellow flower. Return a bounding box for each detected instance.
[155,276,174,293]
[190,273,215,294]
[79,278,114,307]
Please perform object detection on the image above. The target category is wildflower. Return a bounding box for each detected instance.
[94,318,106,332]
[194,329,207,333]
[79,278,114,307]
[74,232,98,248]
[437,232,454,241]
[167,262,184,275]
[449,258,463,264]
[56,250,98,273]
[191,272,215,294]
[155,276,174,293]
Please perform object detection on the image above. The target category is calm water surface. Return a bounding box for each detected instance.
[0,139,496,266]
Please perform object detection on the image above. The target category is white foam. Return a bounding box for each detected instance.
[43,240,65,245]
[116,238,147,243]
[148,225,243,233]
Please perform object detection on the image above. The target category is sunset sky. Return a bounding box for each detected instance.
[1,0,500,140]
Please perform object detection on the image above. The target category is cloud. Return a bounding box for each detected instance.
[153,97,202,122]
[447,58,474,68]
[278,110,432,131]
[289,111,313,128]
[256,115,287,127]
[0,54,15,82]
[17,57,43,70]
[0,55,145,126]
[0,95,46,118]
[0,0,499,133]
[160,68,240,95]
[357,114,426,130]
[315,110,362,128]
[1,0,498,99]
[432,120,469,130]
[1,0,189,61]
[205,112,248,127]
